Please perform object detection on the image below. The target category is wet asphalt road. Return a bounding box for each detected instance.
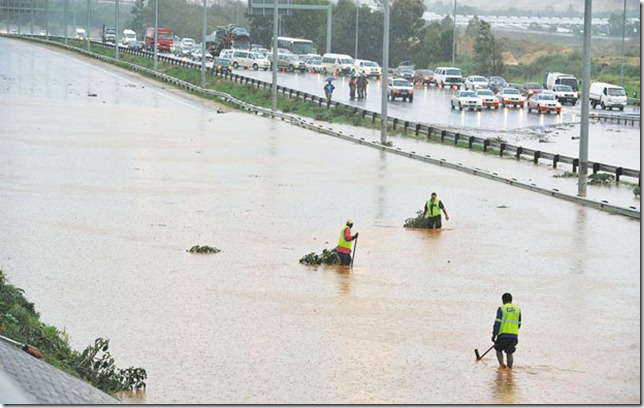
[0,37,640,404]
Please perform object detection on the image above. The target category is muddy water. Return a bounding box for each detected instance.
[0,38,640,404]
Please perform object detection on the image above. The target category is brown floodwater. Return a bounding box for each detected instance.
[0,38,640,404]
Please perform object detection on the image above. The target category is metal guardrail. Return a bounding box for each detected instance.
[13,35,643,185]
[4,34,640,219]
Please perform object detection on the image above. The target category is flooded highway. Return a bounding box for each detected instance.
[0,38,640,404]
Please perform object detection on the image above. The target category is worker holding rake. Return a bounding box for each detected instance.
[492,293,522,369]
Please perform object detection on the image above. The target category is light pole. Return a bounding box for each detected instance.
[45,0,49,39]
[86,0,90,51]
[451,0,456,65]
[153,0,158,72]
[201,0,206,88]
[115,0,119,60]
[578,0,591,197]
[619,0,627,87]
[271,0,278,113]
[64,0,67,44]
[354,0,359,58]
[380,0,389,144]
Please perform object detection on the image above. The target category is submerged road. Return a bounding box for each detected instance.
[0,38,640,404]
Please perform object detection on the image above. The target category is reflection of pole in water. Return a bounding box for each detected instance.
[376,150,387,220]
[494,368,517,404]
[335,265,352,295]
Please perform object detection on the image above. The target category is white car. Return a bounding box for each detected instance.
[180,38,196,48]
[451,90,483,110]
[475,89,500,109]
[231,50,270,70]
[464,75,489,90]
[527,92,562,114]
[388,78,414,102]
[552,84,578,105]
[497,88,525,108]
[353,59,382,78]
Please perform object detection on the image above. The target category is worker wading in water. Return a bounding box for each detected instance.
[422,192,449,229]
[492,292,522,369]
[336,219,359,266]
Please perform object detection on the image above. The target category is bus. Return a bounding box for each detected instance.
[275,36,317,56]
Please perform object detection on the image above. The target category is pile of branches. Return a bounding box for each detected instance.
[404,210,430,228]
[299,248,340,265]
[187,245,221,254]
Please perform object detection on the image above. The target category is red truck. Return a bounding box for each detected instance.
[144,27,173,52]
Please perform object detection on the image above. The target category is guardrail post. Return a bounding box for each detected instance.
[415,123,421,136]
[533,151,540,164]
[441,130,446,142]
[393,118,398,130]
[553,154,559,169]
[372,112,376,124]
[454,133,459,145]
[404,121,409,133]
[468,136,474,149]
[572,158,579,173]
[499,143,506,157]
[483,139,489,152]
[615,167,623,183]
[592,162,600,174]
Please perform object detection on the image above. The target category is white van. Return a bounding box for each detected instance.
[122,29,137,45]
[589,82,627,111]
[320,53,354,75]
[75,28,87,40]
[353,59,382,78]
[230,50,270,70]
[434,67,463,87]
[544,72,579,92]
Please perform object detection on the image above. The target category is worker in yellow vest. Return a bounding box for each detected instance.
[422,192,449,229]
[336,219,359,266]
[491,293,522,369]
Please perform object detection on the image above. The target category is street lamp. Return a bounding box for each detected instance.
[354,0,359,58]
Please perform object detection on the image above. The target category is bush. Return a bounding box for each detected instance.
[299,248,340,265]
[404,210,430,228]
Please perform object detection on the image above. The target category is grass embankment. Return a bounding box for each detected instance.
[0,270,146,395]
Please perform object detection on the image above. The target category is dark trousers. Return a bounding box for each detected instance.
[427,215,442,229]
[338,252,351,265]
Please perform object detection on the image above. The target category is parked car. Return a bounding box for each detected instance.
[231,50,270,70]
[464,75,490,90]
[268,53,306,72]
[434,66,463,87]
[497,87,525,108]
[520,82,544,98]
[353,59,381,78]
[305,55,322,72]
[475,89,499,109]
[451,90,483,111]
[527,91,561,114]
[388,78,414,102]
[394,65,414,80]
[552,84,578,105]
[488,76,509,93]
[412,69,434,85]
[213,57,232,74]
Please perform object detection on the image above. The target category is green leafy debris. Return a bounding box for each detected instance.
[299,248,341,265]
[404,210,430,228]
[187,245,221,254]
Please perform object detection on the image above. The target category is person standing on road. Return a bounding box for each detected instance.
[492,293,522,369]
[349,75,357,100]
[324,80,335,102]
[422,192,449,229]
[336,219,359,266]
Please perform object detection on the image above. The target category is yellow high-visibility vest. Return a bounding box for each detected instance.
[496,303,521,335]
[337,226,352,250]
[426,199,441,217]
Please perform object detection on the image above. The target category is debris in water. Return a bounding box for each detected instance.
[187,245,221,254]
[403,210,430,228]
[88,93,97,97]
[299,248,340,265]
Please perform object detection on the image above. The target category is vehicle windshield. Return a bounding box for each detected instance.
[363,61,378,67]
[608,88,626,96]
[340,58,353,64]
[460,91,476,97]
[472,76,487,82]
[158,32,172,40]
[291,41,315,55]
[504,88,520,95]
[560,78,577,88]
[419,70,433,75]
[540,94,555,100]
[392,79,410,87]
[477,90,494,96]
[555,85,573,92]
[446,68,462,76]
[524,83,542,89]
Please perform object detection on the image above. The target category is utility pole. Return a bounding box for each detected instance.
[201,0,206,88]
[578,0,592,197]
[153,0,158,72]
[64,0,67,44]
[451,0,456,65]
[354,0,359,58]
[45,0,49,40]
[115,0,119,60]
[86,0,90,51]
[380,0,389,144]
[271,0,278,113]
[619,0,627,87]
